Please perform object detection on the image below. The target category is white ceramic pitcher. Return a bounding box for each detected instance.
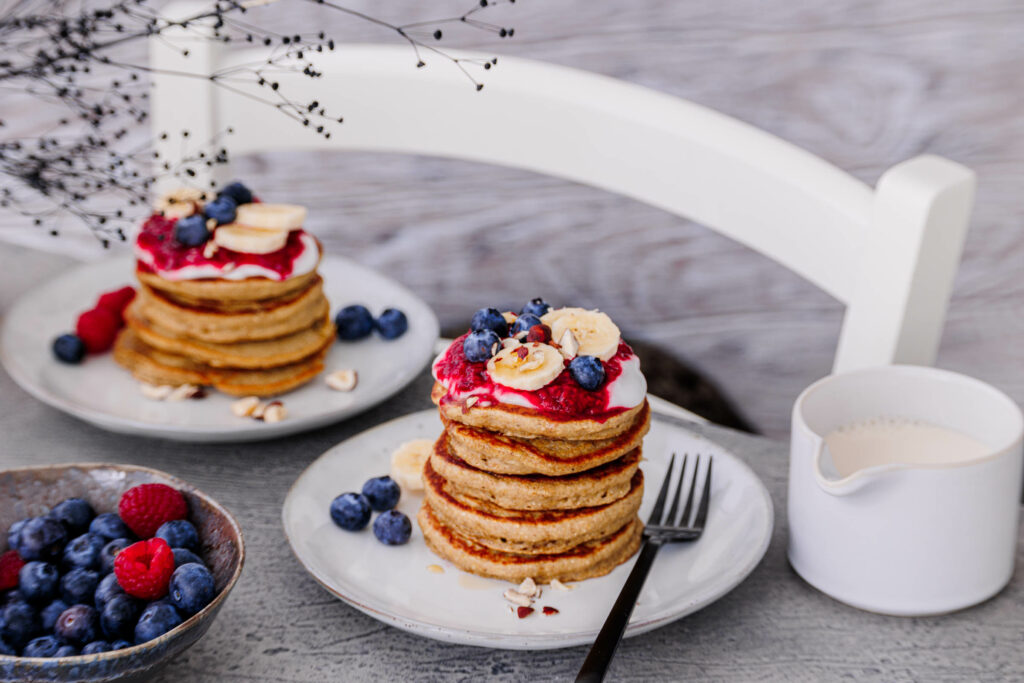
[788,365,1023,616]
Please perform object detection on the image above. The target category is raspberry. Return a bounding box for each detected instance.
[96,286,136,320]
[114,538,174,599]
[118,483,188,538]
[75,307,120,354]
[0,550,25,590]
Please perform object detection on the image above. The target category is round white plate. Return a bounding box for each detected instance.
[0,256,439,442]
[282,409,774,649]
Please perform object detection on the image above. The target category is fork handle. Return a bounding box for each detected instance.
[576,540,662,683]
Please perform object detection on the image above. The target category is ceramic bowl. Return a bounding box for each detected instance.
[0,464,244,682]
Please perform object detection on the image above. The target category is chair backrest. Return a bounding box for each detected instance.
[151,2,975,374]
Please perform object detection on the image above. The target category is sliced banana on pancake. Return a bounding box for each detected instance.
[541,307,620,361]
[235,203,307,232]
[487,341,565,391]
[390,439,434,492]
[213,224,288,254]
[155,187,207,219]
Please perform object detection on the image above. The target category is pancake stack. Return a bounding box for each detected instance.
[420,306,650,584]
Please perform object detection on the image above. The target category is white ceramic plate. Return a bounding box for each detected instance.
[282,408,774,649]
[0,256,439,442]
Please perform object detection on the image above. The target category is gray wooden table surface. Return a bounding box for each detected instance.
[2,247,1024,682]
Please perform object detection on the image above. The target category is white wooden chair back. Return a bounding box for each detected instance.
[151,4,975,374]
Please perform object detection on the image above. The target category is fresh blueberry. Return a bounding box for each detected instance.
[155,520,199,553]
[81,640,111,654]
[328,493,371,531]
[88,514,131,542]
[40,599,69,632]
[372,510,412,546]
[100,594,141,640]
[0,638,16,656]
[168,563,215,617]
[173,214,210,247]
[203,195,237,225]
[62,533,105,570]
[171,548,204,569]
[375,308,409,340]
[7,518,29,553]
[462,329,501,363]
[134,603,182,644]
[93,573,124,611]
[50,499,95,536]
[61,568,99,605]
[569,355,605,391]
[2,601,39,647]
[216,181,253,205]
[509,313,542,338]
[1,589,25,607]
[18,562,59,603]
[55,644,79,657]
[520,298,551,318]
[111,639,132,650]
[470,307,509,337]
[54,605,100,646]
[23,634,61,657]
[98,538,131,575]
[361,476,400,512]
[334,304,374,341]
[18,517,68,562]
[52,334,86,364]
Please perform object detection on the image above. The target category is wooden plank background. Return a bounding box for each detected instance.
[2,0,1022,436]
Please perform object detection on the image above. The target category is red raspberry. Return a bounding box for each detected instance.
[75,307,120,353]
[0,550,25,591]
[114,538,175,599]
[118,483,188,538]
[96,286,136,321]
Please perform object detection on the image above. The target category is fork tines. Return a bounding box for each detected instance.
[645,453,713,538]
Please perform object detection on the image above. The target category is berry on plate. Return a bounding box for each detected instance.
[96,286,136,318]
[569,355,606,391]
[89,513,133,542]
[100,594,141,640]
[2,601,39,648]
[50,498,96,537]
[509,313,542,338]
[99,538,132,575]
[361,476,400,512]
[203,195,237,225]
[470,308,509,337]
[118,484,188,538]
[62,533,105,570]
[114,538,175,600]
[7,519,28,553]
[23,634,61,658]
[173,214,211,247]
[520,297,551,318]
[372,510,412,546]
[375,308,408,340]
[168,563,215,616]
[16,517,67,562]
[60,568,100,605]
[463,329,501,363]
[155,520,199,553]
[81,640,112,654]
[111,639,132,650]
[134,602,182,644]
[75,307,120,354]
[54,604,100,646]
[171,548,203,569]
[217,181,253,206]
[334,304,375,341]
[54,644,79,657]
[18,562,59,603]
[0,550,25,591]
[329,493,371,531]
[94,573,125,611]
[52,334,86,364]
[40,599,69,632]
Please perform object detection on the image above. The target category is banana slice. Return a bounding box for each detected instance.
[155,187,207,219]
[235,203,307,233]
[213,225,288,254]
[541,308,621,361]
[486,341,565,391]
[390,439,434,492]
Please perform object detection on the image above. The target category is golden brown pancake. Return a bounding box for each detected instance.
[136,265,320,309]
[419,504,643,583]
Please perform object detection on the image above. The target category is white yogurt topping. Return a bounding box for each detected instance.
[134,232,319,282]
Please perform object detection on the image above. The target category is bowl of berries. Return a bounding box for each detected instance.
[0,464,244,682]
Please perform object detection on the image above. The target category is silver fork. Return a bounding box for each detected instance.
[576,454,713,683]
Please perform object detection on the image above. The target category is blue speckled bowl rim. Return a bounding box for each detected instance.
[0,463,245,668]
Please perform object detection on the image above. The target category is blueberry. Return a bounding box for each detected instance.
[93,574,124,611]
[88,514,131,542]
[1,589,25,607]
[372,510,412,546]
[62,533,105,570]
[50,499,95,536]
[18,517,68,562]
[52,334,86,364]
[334,304,374,341]
[154,520,199,553]
[569,355,605,391]
[520,298,551,318]
[134,603,182,644]
[100,594,141,640]
[98,538,131,575]
[61,568,99,605]
[375,308,409,340]
[111,639,131,650]
[328,493,371,531]
[168,563,215,617]
[509,313,542,338]
[18,562,59,603]
[171,548,204,569]
[81,640,111,654]
[54,605,100,646]
[462,329,501,363]
[0,638,16,656]
[23,634,61,657]
[361,476,400,512]
[173,214,210,247]
[203,195,237,225]
[7,519,29,553]
[2,601,39,647]
[55,644,79,657]
[40,599,69,632]
[470,307,508,337]
[216,181,253,205]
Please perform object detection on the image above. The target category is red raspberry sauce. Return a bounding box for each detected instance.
[135,214,311,279]
[434,333,633,421]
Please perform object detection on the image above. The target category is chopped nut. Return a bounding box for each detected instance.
[551,578,573,592]
[520,357,543,372]
[503,588,531,607]
[202,241,219,259]
[517,577,538,598]
[222,262,235,273]
[427,564,444,574]
[140,383,173,400]
[502,311,517,325]
[166,384,201,401]
[206,217,217,230]
[557,330,579,360]
[231,396,261,417]
[465,396,479,408]
[325,369,358,392]
[501,338,519,349]
[263,401,287,423]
